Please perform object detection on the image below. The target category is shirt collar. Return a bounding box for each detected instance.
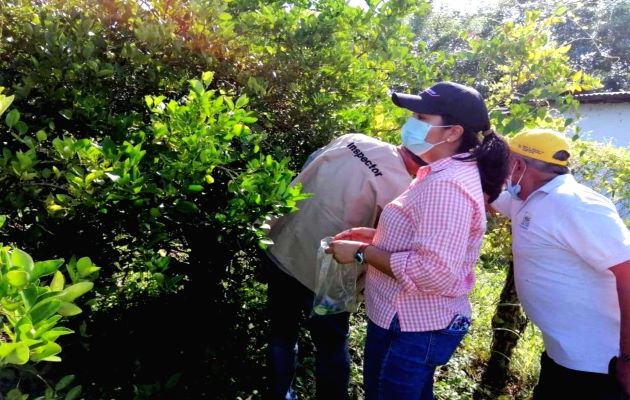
[418,154,467,174]
[532,173,575,195]
[415,154,466,180]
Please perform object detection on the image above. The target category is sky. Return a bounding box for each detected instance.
[348,0,502,14]
[432,0,502,14]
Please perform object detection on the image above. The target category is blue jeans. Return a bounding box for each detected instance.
[364,314,468,400]
[265,257,350,400]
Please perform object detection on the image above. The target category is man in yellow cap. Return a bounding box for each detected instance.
[490,128,630,399]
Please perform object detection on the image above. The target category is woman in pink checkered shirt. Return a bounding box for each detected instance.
[327,82,510,399]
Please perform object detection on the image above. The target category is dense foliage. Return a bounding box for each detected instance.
[0,0,626,399]
[414,0,630,92]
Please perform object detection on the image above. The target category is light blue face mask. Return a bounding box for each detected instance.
[506,163,526,199]
[401,117,452,156]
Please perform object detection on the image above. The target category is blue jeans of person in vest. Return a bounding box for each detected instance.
[265,258,350,400]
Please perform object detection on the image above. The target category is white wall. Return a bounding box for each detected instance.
[566,103,630,148]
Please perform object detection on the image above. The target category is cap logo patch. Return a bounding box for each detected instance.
[423,88,440,96]
[518,144,543,155]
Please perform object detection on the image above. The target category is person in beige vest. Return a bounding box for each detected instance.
[264,131,425,399]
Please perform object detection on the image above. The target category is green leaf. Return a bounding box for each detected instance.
[30,341,62,362]
[41,327,74,341]
[259,238,274,246]
[5,109,20,128]
[189,79,204,95]
[242,116,258,124]
[57,302,82,317]
[186,184,203,193]
[50,271,65,291]
[33,315,63,337]
[30,299,61,324]
[6,388,28,400]
[15,317,33,339]
[55,375,76,391]
[15,121,28,135]
[7,270,29,288]
[0,94,14,117]
[64,385,82,400]
[231,123,244,137]
[554,5,568,16]
[0,215,6,228]
[165,372,183,389]
[224,96,234,110]
[234,95,249,108]
[201,71,214,84]
[41,355,62,362]
[96,68,114,77]
[76,257,99,277]
[0,342,30,365]
[174,199,199,214]
[11,249,34,274]
[59,109,72,120]
[33,259,64,279]
[58,281,94,302]
[45,386,55,399]
[20,284,38,309]
[66,257,78,283]
[36,130,47,141]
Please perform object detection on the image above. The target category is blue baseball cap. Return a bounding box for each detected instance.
[392,81,490,133]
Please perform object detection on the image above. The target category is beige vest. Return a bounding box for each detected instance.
[267,133,413,290]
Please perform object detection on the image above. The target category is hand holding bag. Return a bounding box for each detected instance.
[311,236,366,316]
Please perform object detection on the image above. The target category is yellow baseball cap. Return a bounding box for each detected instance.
[509,128,571,166]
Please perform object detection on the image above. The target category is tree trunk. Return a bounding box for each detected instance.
[474,261,529,400]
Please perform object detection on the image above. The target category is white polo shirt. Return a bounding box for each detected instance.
[492,174,630,373]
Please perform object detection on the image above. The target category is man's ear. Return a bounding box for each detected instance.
[514,157,527,174]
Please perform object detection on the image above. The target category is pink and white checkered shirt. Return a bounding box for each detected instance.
[365,155,486,332]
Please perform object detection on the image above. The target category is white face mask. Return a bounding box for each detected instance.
[506,163,526,199]
[401,117,452,155]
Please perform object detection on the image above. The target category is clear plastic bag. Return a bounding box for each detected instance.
[311,236,367,317]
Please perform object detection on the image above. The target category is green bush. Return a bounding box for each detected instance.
[0,244,94,397]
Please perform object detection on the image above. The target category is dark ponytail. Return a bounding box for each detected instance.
[469,130,510,203]
[444,115,510,203]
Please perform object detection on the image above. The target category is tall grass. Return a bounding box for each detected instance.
[432,265,544,399]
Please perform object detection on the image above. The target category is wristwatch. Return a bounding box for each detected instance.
[354,244,370,265]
